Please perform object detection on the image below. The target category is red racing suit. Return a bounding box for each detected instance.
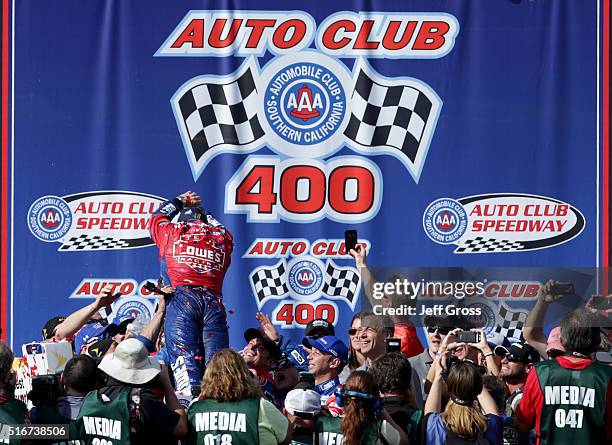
[149,197,234,393]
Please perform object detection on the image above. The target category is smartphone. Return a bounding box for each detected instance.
[299,372,315,385]
[457,330,480,344]
[345,229,358,254]
[551,282,575,295]
[386,337,401,353]
[591,295,612,310]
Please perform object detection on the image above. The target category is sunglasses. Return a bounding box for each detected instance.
[348,328,362,336]
[547,349,563,359]
[427,326,452,335]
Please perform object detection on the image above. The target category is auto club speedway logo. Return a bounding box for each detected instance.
[245,238,370,328]
[155,11,456,224]
[423,193,585,253]
[69,278,160,319]
[27,191,165,251]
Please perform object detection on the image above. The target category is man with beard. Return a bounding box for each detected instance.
[242,328,282,406]
[494,342,540,415]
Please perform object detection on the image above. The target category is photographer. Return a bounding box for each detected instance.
[370,353,422,444]
[515,308,612,445]
[30,355,100,425]
[74,338,188,444]
[0,342,29,441]
[315,371,408,445]
[424,352,501,444]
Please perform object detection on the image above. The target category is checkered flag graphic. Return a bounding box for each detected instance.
[494,303,527,341]
[59,234,130,251]
[322,261,361,306]
[344,60,441,181]
[454,237,525,253]
[173,60,264,178]
[249,261,289,306]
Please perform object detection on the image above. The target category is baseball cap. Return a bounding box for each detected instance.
[494,342,540,363]
[285,388,321,417]
[244,328,281,359]
[42,316,66,340]
[75,321,114,353]
[107,314,136,336]
[546,327,565,353]
[302,336,348,363]
[305,319,335,338]
[178,207,204,222]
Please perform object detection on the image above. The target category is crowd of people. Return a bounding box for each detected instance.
[0,191,610,444]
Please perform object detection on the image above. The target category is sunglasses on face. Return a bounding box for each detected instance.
[427,326,452,335]
[504,354,525,363]
[348,328,362,336]
[547,349,563,359]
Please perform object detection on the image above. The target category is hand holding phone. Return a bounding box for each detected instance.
[345,229,358,254]
[457,330,480,344]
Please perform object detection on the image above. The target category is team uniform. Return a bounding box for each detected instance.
[150,197,234,393]
[515,356,612,445]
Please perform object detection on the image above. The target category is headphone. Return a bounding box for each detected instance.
[335,388,382,413]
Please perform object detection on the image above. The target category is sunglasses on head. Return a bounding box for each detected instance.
[427,326,452,335]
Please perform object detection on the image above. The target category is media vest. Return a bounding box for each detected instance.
[187,397,260,445]
[34,405,82,445]
[315,416,382,445]
[535,359,612,445]
[73,388,131,445]
[0,398,27,445]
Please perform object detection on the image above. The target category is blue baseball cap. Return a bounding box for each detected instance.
[302,336,348,363]
[74,321,113,353]
[178,207,204,222]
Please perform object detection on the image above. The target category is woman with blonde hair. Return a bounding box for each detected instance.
[315,371,409,445]
[187,348,292,445]
[424,355,502,444]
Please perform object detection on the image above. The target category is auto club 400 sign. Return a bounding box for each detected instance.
[7,2,605,348]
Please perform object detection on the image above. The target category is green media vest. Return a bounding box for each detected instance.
[315,416,382,445]
[0,398,27,445]
[535,359,612,445]
[187,397,260,445]
[73,388,131,445]
[34,405,82,445]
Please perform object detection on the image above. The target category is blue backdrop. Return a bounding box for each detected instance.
[4,0,606,351]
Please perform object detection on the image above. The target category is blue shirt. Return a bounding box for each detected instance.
[425,412,502,445]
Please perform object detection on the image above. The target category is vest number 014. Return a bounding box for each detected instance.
[226,156,382,223]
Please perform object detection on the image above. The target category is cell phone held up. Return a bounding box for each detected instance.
[345,229,358,254]
[456,330,480,344]
[551,282,575,296]
[591,295,612,310]
[386,338,401,353]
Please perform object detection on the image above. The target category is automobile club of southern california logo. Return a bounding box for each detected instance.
[287,258,324,298]
[160,11,450,183]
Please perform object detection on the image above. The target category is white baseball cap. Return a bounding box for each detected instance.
[285,389,321,417]
[98,338,160,385]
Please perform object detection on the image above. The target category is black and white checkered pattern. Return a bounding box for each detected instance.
[344,69,434,162]
[250,262,289,304]
[59,235,130,251]
[454,237,525,253]
[322,262,360,304]
[494,303,527,341]
[175,67,264,162]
